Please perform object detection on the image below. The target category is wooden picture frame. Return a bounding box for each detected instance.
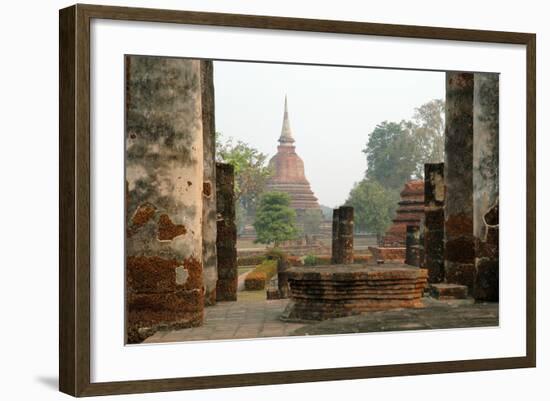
[59,3,536,397]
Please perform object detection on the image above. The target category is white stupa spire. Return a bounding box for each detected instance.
[279,95,295,145]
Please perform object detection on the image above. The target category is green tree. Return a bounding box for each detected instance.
[216,135,273,210]
[407,99,445,176]
[345,179,398,239]
[363,99,445,189]
[216,134,273,230]
[363,121,418,191]
[253,191,298,246]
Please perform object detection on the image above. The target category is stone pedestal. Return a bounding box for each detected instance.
[216,163,238,302]
[125,56,205,343]
[444,72,475,293]
[285,264,428,321]
[424,163,445,283]
[473,73,499,301]
[429,283,468,300]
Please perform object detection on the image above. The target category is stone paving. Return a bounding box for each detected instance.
[144,293,498,343]
[291,299,498,336]
[144,294,305,343]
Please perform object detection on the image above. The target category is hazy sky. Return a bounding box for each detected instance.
[214,60,444,208]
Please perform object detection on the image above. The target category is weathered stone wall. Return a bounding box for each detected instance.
[201,60,218,306]
[331,208,340,264]
[338,206,354,264]
[331,206,354,264]
[216,163,238,302]
[125,56,205,343]
[424,163,445,282]
[405,225,421,266]
[368,246,406,262]
[473,73,499,301]
[444,72,475,293]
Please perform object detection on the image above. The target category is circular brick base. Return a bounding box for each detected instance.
[285,264,428,321]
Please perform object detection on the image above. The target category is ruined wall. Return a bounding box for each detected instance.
[424,163,445,282]
[125,56,205,343]
[216,163,238,302]
[405,225,421,267]
[331,208,340,264]
[201,60,218,306]
[444,72,475,293]
[473,73,499,301]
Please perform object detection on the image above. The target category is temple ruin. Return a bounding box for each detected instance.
[369,180,425,263]
[383,180,425,246]
[125,59,499,342]
[266,96,322,212]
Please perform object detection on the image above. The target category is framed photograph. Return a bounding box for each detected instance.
[59,4,536,397]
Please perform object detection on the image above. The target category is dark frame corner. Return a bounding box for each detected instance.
[59,3,536,397]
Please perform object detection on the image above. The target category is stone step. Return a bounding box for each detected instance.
[429,283,469,299]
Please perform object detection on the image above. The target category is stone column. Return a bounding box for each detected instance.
[444,72,475,292]
[277,254,291,299]
[125,56,205,343]
[331,208,340,264]
[338,206,354,264]
[405,225,421,266]
[424,163,445,282]
[215,163,238,302]
[473,73,499,301]
[201,60,218,306]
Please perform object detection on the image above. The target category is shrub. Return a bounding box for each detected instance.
[237,255,265,267]
[244,272,266,290]
[243,260,277,291]
[303,254,317,266]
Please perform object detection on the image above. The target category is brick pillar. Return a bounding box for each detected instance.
[444,72,475,292]
[216,163,238,302]
[424,163,445,282]
[405,225,420,266]
[201,60,218,306]
[338,206,354,264]
[331,208,340,264]
[473,73,499,301]
[125,56,205,343]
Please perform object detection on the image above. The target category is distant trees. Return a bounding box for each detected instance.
[346,99,444,235]
[345,179,398,239]
[362,99,445,190]
[363,121,418,191]
[303,209,323,236]
[253,191,298,246]
[216,134,273,231]
[407,98,445,177]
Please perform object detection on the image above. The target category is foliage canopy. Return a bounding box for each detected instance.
[253,191,298,245]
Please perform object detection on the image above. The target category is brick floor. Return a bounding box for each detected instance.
[144,296,306,343]
[144,294,498,344]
